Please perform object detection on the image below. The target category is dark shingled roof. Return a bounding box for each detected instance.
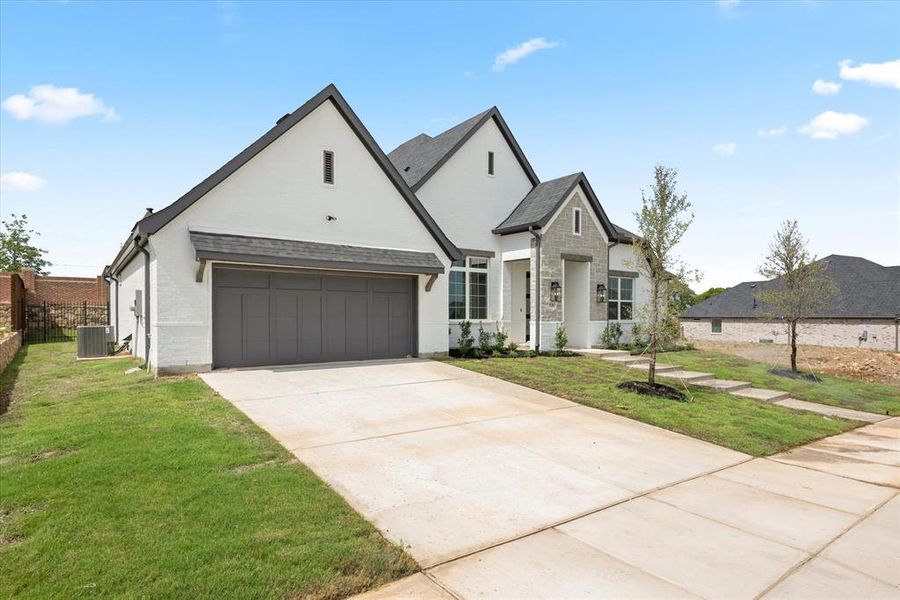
[387,108,539,192]
[190,231,445,275]
[682,255,900,319]
[612,224,639,244]
[492,172,628,242]
[107,84,461,276]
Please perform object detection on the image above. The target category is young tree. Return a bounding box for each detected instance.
[633,165,696,386]
[0,214,51,274]
[757,220,836,372]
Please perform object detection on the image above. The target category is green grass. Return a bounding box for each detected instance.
[449,355,860,457]
[665,349,900,416]
[0,343,416,599]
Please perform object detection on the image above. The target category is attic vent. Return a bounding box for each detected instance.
[404,166,411,172]
[323,150,334,184]
[276,113,291,125]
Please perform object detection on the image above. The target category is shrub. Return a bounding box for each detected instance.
[491,350,504,358]
[630,322,648,350]
[600,322,623,348]
[478,324,493,355]
[457,320,474,357]
[494,323,509,353]
[554,324,568,353]
[507,341,519,354]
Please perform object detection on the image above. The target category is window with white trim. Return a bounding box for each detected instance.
[607,276,634,320]
[449,256,489,320]
[573,207,582,235]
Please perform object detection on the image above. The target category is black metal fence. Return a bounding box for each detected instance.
[22,301,110,344]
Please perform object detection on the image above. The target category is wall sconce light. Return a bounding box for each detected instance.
[550,281,561,303]
[596,283,607,303]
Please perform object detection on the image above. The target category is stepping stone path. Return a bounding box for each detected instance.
[583,348,888,424]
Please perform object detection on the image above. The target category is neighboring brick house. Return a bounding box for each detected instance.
[681,255,900,352]
[0,269,108,331]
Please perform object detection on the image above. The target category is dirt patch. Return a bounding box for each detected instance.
[693,340,900,385]
[617,381,688,402]
[227,458,298,475]
[29,448,77,463]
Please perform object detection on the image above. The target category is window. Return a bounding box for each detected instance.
[711,319,722,333]
[573,207,582,235]
[323,150,334,184]
[607,276,634,320]
[449,256,489,320]
[488,151,495,176]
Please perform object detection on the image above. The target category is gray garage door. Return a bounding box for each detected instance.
[213,266,416,368]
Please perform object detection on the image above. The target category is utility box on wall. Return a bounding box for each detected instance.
[77,325,116,359]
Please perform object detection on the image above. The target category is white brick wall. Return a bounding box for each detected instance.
[682,318,898,351]
[116,99,453,372]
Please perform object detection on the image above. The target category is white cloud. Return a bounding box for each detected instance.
[713,142,737,156]
[757,126,787,138]
[716,0,740,11]
[838,59,900,89]
[2,84,119,124]
[493,38,559,72]
[798,111,869,139]
[0,172,47,192]
[812,79,841,95]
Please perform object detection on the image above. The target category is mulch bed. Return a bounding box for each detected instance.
[617,381,688,402]
[770,368,820,382]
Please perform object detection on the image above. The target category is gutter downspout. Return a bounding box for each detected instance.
[895,314,899,353]
[104,274,119,339]
[134,237,151,371]
[529,226,542,354]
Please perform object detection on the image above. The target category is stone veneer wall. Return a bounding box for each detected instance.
[534,191,609,323]
[681,318,898,352]
[0,331,22,375]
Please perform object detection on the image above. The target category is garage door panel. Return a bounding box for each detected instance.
[243,293,271,364]
[389,295,412,355]
[213,290,244,367]
[371,296,390,356]
[216,269,270,288]
[299,293,325,361]
[272,273,321,291]
[213,267,415,367]
[274,293,299,360]
[372,278,410,293]
[347,294,369,359]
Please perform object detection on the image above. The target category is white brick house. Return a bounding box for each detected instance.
[105,85,650,373]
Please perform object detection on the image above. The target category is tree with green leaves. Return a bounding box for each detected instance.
[633,165,697,386]
[0,214,51,275]
[693,287,726,304]
[757,220,836,372]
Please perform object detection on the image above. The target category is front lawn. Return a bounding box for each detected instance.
[665,349,900,416]
[450,356,858,456]
[0,343,415,599]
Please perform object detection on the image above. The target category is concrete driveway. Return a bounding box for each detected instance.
[201,360,899,599]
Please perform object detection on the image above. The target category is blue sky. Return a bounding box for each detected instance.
[1,0,897,289]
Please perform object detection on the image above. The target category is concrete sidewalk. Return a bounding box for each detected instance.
[201,361,898,599]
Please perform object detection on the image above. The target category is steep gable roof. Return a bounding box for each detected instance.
[492,172,623,241]
[387,108,539,192]
[682,255,900,319]
[110,84,461,274]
